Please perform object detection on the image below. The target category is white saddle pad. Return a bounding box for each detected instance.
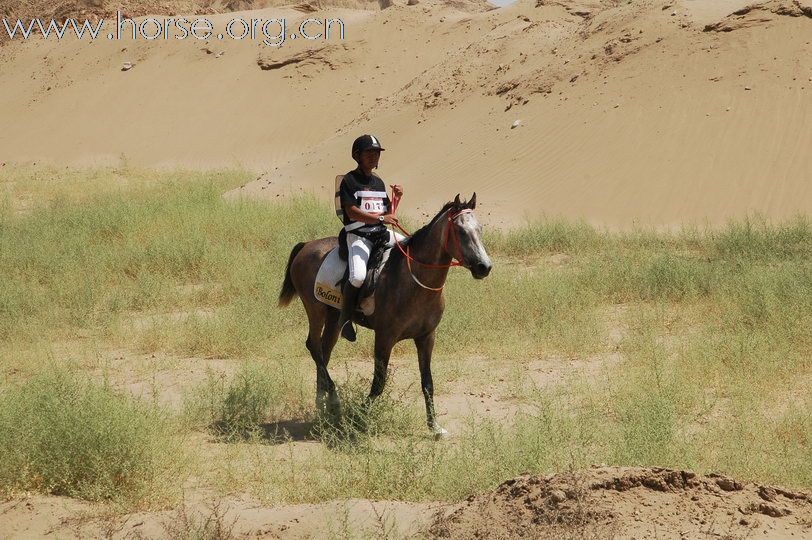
[314,246,380,316]
[314,247,345,309]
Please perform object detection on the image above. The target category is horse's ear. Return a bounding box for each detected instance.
[469,192,477,209]
[454,194,461,207]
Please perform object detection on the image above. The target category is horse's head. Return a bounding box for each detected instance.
[446,193,493,279]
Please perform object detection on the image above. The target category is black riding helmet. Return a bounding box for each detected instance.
[351,134,385,161]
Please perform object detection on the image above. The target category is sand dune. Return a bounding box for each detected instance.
[1,0,810,227]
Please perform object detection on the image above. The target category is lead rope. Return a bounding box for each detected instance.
[406,245,447,291]
[387,190,471,292]
[388,187,443,289]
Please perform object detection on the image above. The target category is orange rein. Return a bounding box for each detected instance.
[388,202,471,292]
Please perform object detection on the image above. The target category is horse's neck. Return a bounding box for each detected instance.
[407,211,452,286]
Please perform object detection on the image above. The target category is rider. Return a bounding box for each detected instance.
[337,134,404,342]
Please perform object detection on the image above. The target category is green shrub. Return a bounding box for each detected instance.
[183,363,274,441]
[313,375,420,450]
[185,361,311,441]
[709,215,811,261]
[0,370,184,505]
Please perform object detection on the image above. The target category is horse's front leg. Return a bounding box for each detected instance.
[415,331,447,440]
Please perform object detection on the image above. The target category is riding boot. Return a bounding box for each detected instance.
[339,282,361,342]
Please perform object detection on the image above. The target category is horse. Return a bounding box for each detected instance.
[277,194,492,438]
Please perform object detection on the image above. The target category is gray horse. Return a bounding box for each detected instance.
[278,194,492,438]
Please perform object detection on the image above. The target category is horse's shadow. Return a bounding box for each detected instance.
[257,405,375,448]
[259,419,319,444]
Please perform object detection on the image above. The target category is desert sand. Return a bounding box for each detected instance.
[1,0,810,228]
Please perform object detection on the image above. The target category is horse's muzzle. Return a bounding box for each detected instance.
[471,260,492,279]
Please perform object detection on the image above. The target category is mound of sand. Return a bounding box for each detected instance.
[430,466,812,539]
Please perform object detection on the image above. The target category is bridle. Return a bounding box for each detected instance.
[392,208,472,292]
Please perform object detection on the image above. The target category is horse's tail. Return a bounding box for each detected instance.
[278,242,306,307]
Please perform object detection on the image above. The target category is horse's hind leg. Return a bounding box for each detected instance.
[304,304,337,413]
[415,331,448,440]
[320,308,342,411]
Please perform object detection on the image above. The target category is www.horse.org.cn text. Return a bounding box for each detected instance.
[2,12,346,47]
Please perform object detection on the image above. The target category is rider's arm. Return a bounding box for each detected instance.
[345,205,399,225]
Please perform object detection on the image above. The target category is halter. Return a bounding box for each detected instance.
[392,208,472,292]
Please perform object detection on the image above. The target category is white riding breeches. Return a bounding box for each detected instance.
[346,230,405,288]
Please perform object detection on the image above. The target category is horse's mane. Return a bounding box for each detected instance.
[400,201,456,248]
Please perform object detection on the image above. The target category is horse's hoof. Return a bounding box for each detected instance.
[326,394,342,415]
[432,426,449,441]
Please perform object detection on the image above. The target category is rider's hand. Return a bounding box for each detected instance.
[390,184,403,198]
[382,214,400,226]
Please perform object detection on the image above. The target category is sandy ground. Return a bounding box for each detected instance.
[6,307,806,539]
[6,462,812,538]
[1,0,810,228]
[0,492,443,538]
[0,307,627,538]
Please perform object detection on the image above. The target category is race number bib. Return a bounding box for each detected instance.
[356,190,388,215]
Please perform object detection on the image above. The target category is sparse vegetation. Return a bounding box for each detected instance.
[184,360,310,441]
[1,165,810,521]
[161,499,238,540]
[0,369,185,505]
[312,374,422,447]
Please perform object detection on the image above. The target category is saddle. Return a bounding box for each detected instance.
[314,232,392,316]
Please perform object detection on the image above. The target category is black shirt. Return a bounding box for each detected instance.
[339,169,391,231]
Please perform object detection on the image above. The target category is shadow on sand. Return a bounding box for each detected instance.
[258,419,319,444]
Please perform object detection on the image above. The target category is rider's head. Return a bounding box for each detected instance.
[352,134,385,172]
